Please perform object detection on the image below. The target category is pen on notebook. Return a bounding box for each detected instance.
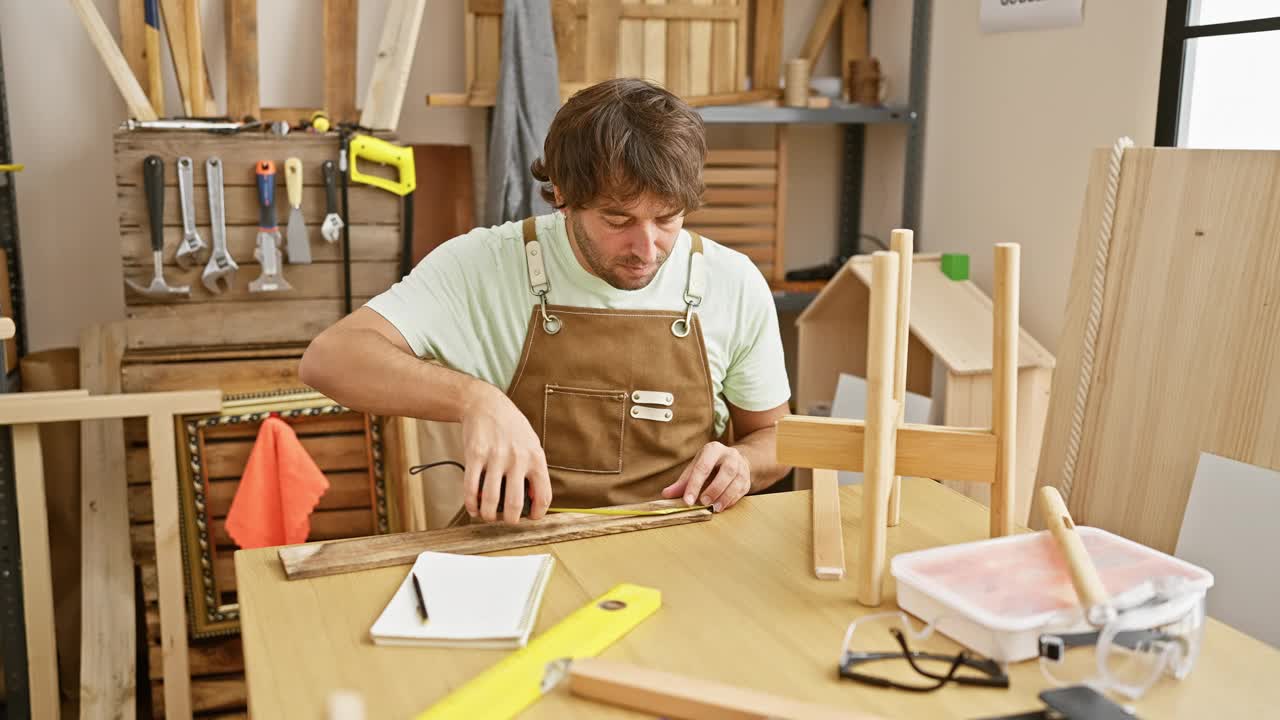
[411,571,429,622]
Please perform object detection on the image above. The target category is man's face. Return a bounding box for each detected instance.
[561,192,685,291]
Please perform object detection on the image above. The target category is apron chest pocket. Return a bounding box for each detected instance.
[542,385,627,474]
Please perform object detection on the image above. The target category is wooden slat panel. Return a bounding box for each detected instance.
[688,226,772,244]
[772,127,789,284]
[225,0,260,120]
[211,508,375,548]
[116,185,399,227]
[705,149,777,166]
[752,0,783,89]
[121,356,300,393]
[148,636,243,680]
[702,187,775,204]
[703,167,777,185]
[323,0,358,123]
[734,0,747,90]
[128,471,373,523]
[158,0,217,115]
[687,0,712,96]
[114,134,342,187]
[586,0,623,82]
[643,0,667,84]
[709,0,735,93]
[277,500,711,580]
[123,261,398,306]
[685,206,774,225]
[618,4,645,78]
[204,433,369,479]
[125,297,374,350]
[553,0,586,85]
[150,676,245,717]
[665,12,691,94]
[120,225,399,267]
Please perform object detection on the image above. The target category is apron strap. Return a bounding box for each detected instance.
[673,231,706,338]
[521,216,561,335]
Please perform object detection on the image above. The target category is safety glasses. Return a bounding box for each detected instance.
[838,612,1010,693]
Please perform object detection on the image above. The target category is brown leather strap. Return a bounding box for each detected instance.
[521,216,538,245]
[688,230,703,254]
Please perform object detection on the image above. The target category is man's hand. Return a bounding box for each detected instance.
[661,441,751,513]
[460,382,552,524]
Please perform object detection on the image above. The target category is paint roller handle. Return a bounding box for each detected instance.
[143,155,165,252]
[1038,486,1114,625]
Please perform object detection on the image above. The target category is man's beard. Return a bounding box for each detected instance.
[570,213,669,290]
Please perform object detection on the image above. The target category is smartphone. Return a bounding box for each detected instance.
[1039,685,1138,719]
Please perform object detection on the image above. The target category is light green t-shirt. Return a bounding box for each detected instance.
[364,212,790,436]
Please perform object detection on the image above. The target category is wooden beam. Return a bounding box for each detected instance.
[143,0,165,116]
[0,389,221,424]
[78,323,135,720]
[278,500,712,580]
[225,0,260,120]
[776,416,998,485]
[992,243,1020,538]
[148,412,192,719]
[119,0,147,100]
[13,424,59,720]
[565,658,881,720]
[752,0,784,89]
[68,0,158,121]
[323,0,358,123]
[184,0,206,116]
[811,469,844,580]
[159,0,217,116]
[798,0,843,70]
[888,229,914,527]
[859,251,898,607]
[683,89,780,107]
[360,0,429,131]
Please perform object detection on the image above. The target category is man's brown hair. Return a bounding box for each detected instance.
[531,78,706,214]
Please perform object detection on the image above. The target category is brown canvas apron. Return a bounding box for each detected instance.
[503,216,718,508]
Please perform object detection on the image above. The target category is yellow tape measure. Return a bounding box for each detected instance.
[415,583,661,720]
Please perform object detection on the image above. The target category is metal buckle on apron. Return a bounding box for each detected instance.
[671,297,698,338]
[537,291,561,335]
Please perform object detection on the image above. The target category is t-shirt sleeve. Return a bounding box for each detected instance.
[720,259,792,412]
[363,231,482,362]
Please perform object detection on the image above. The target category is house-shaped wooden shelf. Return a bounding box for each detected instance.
[794,254,1055,524]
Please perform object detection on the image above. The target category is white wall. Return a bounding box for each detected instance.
[0,0,1167,354]
[919,0,1167,351]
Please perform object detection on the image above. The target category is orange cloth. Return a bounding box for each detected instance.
[224,416,330,549]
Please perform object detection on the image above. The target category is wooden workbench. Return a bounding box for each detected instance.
[236,478,1278,718]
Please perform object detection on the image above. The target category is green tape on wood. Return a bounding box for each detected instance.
[941,253,969,281]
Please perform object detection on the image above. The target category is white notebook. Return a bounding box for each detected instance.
[370,551,555,649]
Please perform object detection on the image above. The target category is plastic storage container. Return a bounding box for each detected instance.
[890,527,1214,662]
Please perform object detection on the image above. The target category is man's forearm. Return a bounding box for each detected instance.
[734,426,791,492]
[299,327,491,422]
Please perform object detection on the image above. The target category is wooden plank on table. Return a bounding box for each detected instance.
[78,323,136,720]
[586,0,623,82]
[687,0,712,96]
[553,0,586,85]
[148,413,193,719]
[566,658,875,720]
[225,0,260,120]
[11,425,59,720]
[123,262,399,306]
[121,225,399,267]
[121,356,300,394]
[149,636,244,680]
[158,0,217,116]
[709,0,735,93]
[124,298,374,350]
[811,468,844,580]
[68,0,157,121]
[323,0,358,122]
[799,0,844,69]
[776,415,998,485]
[360,0,429,131]
[277,500,713,579]
[642,0,667,84]
[752,0,784,89]
[116,185,399,227]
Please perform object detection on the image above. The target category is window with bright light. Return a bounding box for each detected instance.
[1156,1,1280,148]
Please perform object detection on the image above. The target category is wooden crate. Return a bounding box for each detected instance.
[121,348,406,717]
[457,0,749,106]
[114,130,402,352]
[686,133,788,284]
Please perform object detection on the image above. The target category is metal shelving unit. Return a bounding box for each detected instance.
[698,0,932,309]
[0,24,31,720]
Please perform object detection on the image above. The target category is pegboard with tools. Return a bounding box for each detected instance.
[113,129,405,352]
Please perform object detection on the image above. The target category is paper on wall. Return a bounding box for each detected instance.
[830,373,933,486]
[980,0,1084,33]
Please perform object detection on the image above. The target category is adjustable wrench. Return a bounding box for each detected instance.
[175,156,208,267]
[201,157,239,293]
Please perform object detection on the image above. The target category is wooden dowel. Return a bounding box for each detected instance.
[991,243,1019,538]
[887,228,913,527]
[858,251,898,607]
[1038,486,1111,623]
[811,468,845,579]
